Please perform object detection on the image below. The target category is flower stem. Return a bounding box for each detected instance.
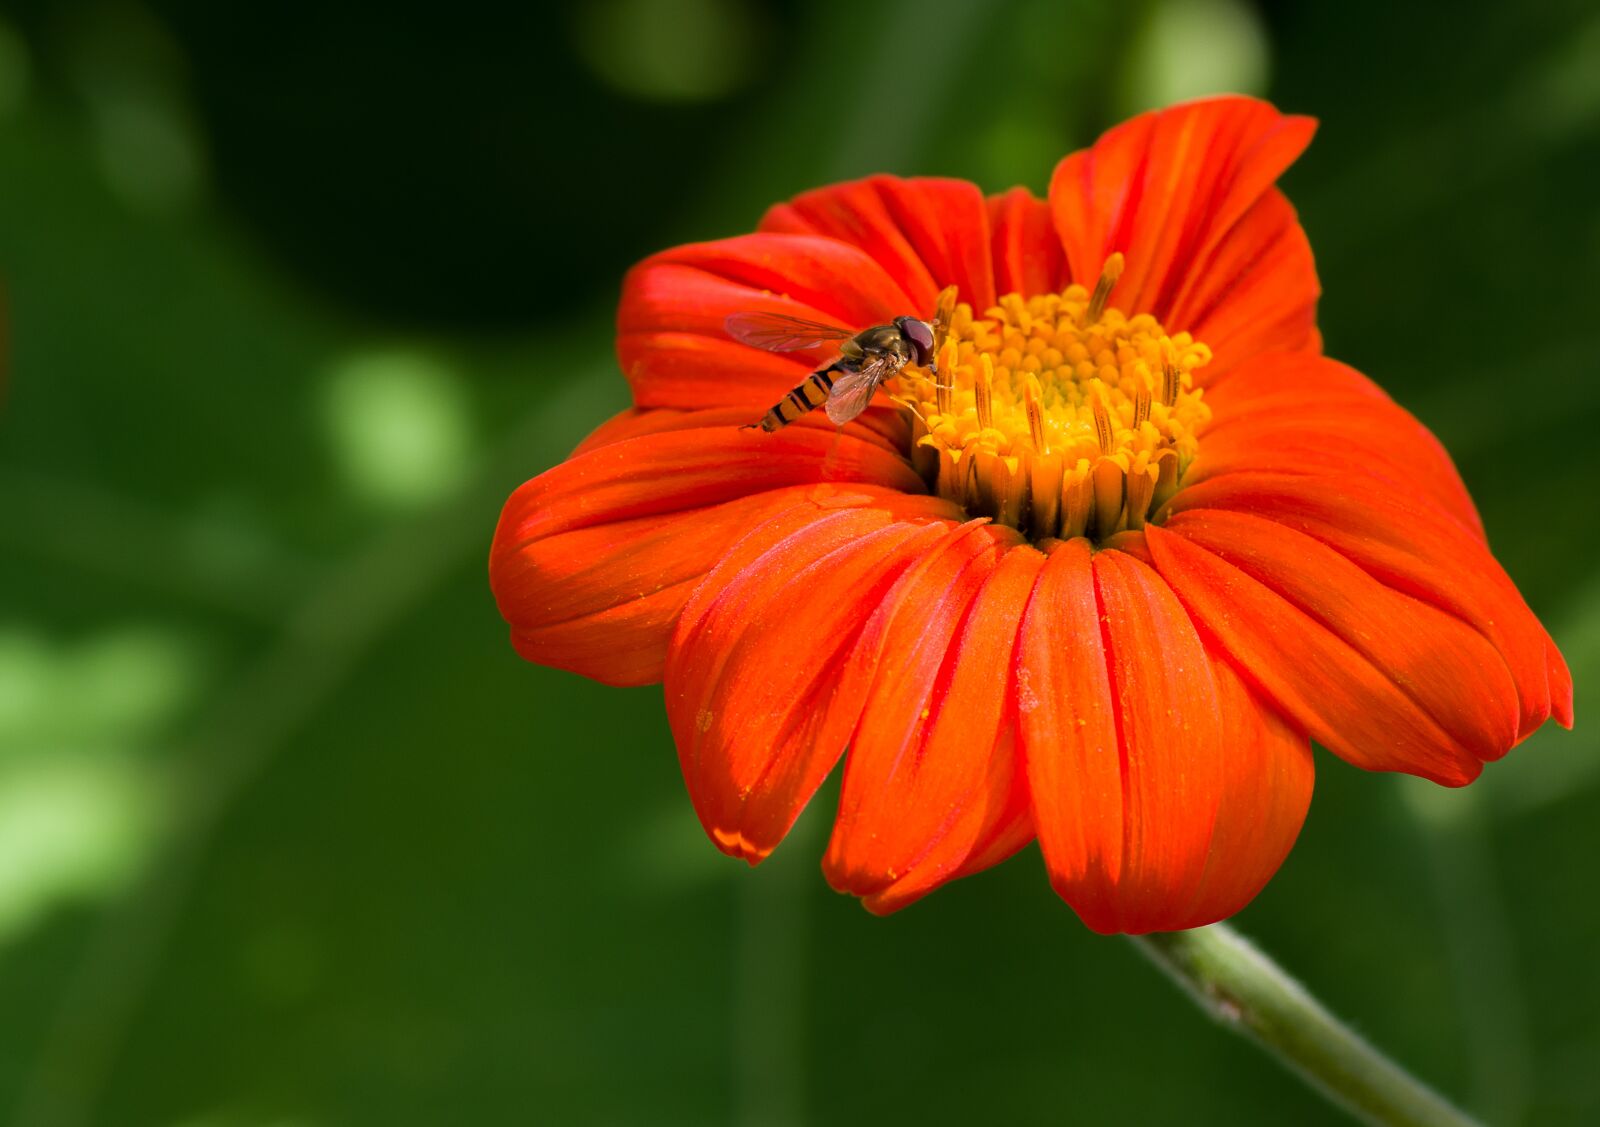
[1131,923,1481,1127]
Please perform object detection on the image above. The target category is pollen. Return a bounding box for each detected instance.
[891,257,1211,542]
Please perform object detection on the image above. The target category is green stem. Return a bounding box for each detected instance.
[1131,923,1481,1127]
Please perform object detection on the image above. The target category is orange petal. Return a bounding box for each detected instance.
[1146,522,1486,785]
[824,531,1044,913]
[617,233,916,409]
[1049,96,1318,362]
[1022,540,1301,934]
[1165,508,1521,762]
[1016,540,1122,930]
[1190,352,1484,537]
[502,485,948,687]
[1168,470,1567,741]
[491,413,950,686]
[987,186,1067,298]
[572,404,910,460]
[666,508,955,863]
[762,175,997,313]
[1167,189,1320,381]
[618,331,814,414]
[1179,655,1314,928]
[497,414,923,547]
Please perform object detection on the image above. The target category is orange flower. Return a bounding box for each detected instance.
[490,96,1572,934]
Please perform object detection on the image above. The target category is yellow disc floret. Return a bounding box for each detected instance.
[889,256,1212,542]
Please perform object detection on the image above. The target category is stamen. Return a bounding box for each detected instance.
[1161,355,1180,408]
[974,352,995,430]
[935,340,956,415]
[1086,252,1125,323]
[891,261,1210,543]
[1091,386,1114,454]
[1025,378,1047,454]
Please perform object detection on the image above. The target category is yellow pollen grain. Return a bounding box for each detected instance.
[892,266,1212,542]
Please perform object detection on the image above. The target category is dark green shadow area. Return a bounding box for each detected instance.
[0,0,1596,1124]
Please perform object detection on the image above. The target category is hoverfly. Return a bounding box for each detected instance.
[728,288,956,432]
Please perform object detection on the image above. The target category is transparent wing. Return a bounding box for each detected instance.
[725,311,856,352]
[824,357,896,425]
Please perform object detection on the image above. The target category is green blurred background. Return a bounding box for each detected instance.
[0,0,1596,1123]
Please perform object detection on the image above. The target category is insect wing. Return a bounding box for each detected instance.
[725,312,856,352]
[824,357,894,425]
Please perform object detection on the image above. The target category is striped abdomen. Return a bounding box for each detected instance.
[749,365,838,432]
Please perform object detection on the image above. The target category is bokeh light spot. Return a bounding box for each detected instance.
[0,759,157,939]
[0,631,55,751]
[0,625,203,749]
[1118,0,1270,115]
[0,624,198,940]
[64,1,207,211]
[319,349,475,509]
[572,0,762,103]
[74,624,205,744]
[92,97,205,212]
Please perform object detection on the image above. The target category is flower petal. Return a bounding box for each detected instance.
[1015,540,1120,931]
[572,404,910,460]
[1049,96,1318,368]
[498,413,924,546]
[617,233,917,410]
[491,413,948,686]
[762,175,997,313]
[824,530,1044,914]
[1165,507,1521,760]
[1182,655,1314,926]
[501,489,809,687]
[665,507,954,863]
[1146,520,1491,785]
[1190,352,1484,537]
[987,186,1066,298]
[500,485,951,688]
[1168,470,1569,741]
[1167,190,1319,382]
[1020,540,1260,935]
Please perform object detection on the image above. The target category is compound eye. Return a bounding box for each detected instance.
[899,318,935,363]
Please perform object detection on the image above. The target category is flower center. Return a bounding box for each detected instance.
[892,256,1212,544]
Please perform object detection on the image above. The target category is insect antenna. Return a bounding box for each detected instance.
[889,395,931,426]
